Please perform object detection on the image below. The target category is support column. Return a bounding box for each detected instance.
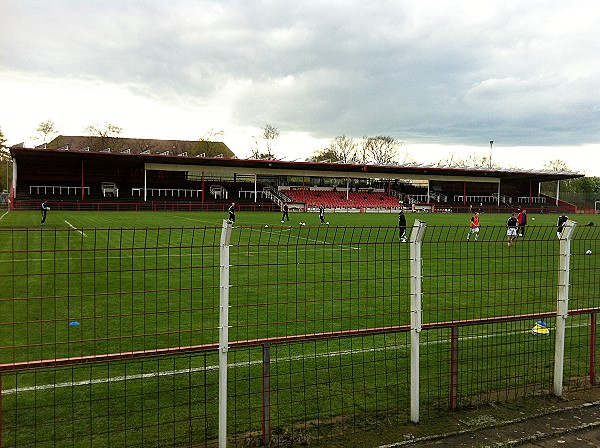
[497,182,501,207]
[591,313,597,386]
[11,158,17,199]
[554,219,576,396]
[144,170,147,202]
[219,220,233,447]
[81,161,85,201]
[410,220,427,423]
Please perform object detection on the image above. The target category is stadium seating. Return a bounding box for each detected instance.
[282,189,400,209]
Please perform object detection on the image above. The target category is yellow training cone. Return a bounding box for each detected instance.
[532,321,549,336]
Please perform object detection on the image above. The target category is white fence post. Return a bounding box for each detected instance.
[410,220,427,423]
[219,220,233,447]
[554,219,577,397]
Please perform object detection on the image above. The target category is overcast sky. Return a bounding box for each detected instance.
[1,0,600,174]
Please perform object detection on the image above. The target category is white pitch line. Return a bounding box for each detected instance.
[0,241,351,263]
[64,220,87,237]
[172,214,224,225]
[265,226,360,251]
[0,210,9,221]
[2,323,586,396]
[1,350,372,396]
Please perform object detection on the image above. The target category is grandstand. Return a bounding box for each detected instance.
[8,139,585,213]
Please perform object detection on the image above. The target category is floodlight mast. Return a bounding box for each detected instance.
[489,141,494,168]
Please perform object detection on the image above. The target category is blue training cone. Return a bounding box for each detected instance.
[532,320,549,336]
[69,321,80,327]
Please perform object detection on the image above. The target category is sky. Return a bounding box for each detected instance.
[1,0,600,175]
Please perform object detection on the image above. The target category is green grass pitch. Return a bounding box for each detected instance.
[0,209,597,446]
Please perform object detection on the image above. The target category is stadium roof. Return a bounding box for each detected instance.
[10,145,584,184]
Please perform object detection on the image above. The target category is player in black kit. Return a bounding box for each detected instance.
[557,212,568,239]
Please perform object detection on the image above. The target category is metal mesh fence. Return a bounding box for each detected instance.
[0,222,598,446]
[1,226,222,364]
[1,354,220,447]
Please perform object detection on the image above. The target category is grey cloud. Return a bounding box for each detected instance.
[2,0,599,147]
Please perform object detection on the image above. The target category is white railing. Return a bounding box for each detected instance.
[454,195,496,203]
[132,188,202,198]
[30,185,90,195]
[517,196,546,204]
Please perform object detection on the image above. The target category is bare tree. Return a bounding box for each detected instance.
[435,152,500,169]
[203,128,224,142]
[354,136,369,164]
[250,124,279,159]
[0,127,11,193]
[329,135,357,163]
[262,124,279,158]
[34,120,58,145]
[308,135,357,163]
[467,154,494,168]
[361,136,400,165]
[543,159,571,172]
[84,123,124,151]
[400,153,416,165]
[85,123,123,138]
[0,127,6,150]
[201,128,225,156]
[435,151,466,167]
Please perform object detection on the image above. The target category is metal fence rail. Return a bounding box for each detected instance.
[0,222,598,446]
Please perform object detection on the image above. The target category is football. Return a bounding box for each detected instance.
[264,224,269,228]
[326,222,329,225]
[586,250,592,255]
